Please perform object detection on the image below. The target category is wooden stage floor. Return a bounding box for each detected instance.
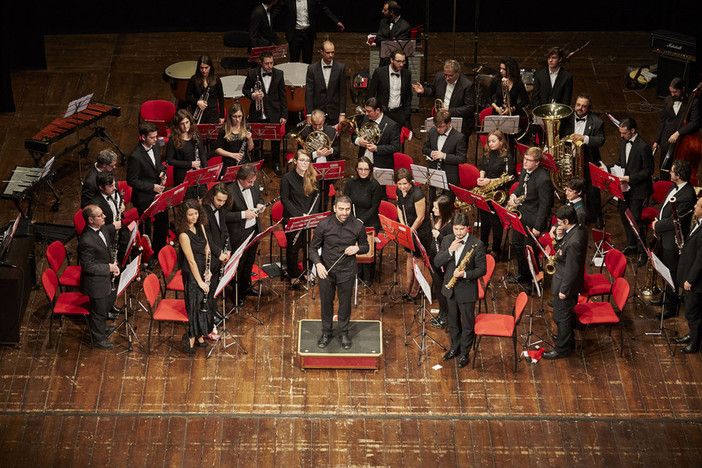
[0,31,701,466]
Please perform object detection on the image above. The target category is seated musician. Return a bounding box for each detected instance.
[298,109,341,163]
[214,103,254,175]
[185,55,225,125]
[81,149,118,208]
[489,58,529,117]
[166,109,207,199]
[353,97,401,170]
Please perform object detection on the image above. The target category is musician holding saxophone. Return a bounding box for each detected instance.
[186,55,225,125]
[434,212,487,368]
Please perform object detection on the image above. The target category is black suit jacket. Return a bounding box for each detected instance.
[227,180,263,250]
[678,222,702,293]
[81,165,101,208]
[551,225,587,299]
[422,127,466,186]
[654,182,696,252]
[355,113,401,169]
[203,204,235,272]
[532,67,573,107]
[420,72,475,135]
[249,4,280,49]
[278,0,339,40]
[88,192,123,227]
[126,143,163,212]
[243,67,288,123]
[367,65,412,125]
[434,234,487,302]
[616,135,653,200]
[78,224,116,299]
[299,124,340,161]
[514,166,554,233]
[305,60,346,124]
[376,16,411,44]
[655,94,702,154]
[561,112,605,165]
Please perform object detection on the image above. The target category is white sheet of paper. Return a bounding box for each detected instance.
[117,255,141,296]
[413,259,432,304]
[610,165,629,192]
[373,167,396,186]
[651,252,675,289]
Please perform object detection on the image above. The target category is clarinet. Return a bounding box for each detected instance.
[110,189,125,292]
[200,246,212,314]
[194,137,205,169]
[292,191,321,246]
[430,213,441,253]
[220,235,231,277]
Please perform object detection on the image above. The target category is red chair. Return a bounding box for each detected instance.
[143,273,188,354]
[400,127,412,144]
[73,209,86,236]
[641,180,675,225]
[477,254,496,314]
[393,152,414,171]
[165,164,174,188]
[270,200,288,267]
[117,180,132,204]
[385,184,398,201]
[378,200,398,277]
[140,100,176,139]
[41,269,91,348]
[46,240,82,289]
[581,249,627,301]
[123,207,139,226]
[574,277,630,357]
[458,163,480,189]
[158,245,184,296]
[473,291,529,372]
[207,155,223,167]
[478,107,493,147]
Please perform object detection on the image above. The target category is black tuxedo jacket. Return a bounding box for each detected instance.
[81,165,101,208]
[376,16,411,43]
[249,4,280,49]
[126,143,163,212]
[305,60,346,124]
[243,67,288,123]
[514,166,554,233]
[277,0,339,40]
[655,94,702,152]
[654,182,696,252]
[551,225,587,300]
[434,234,487,302]
[616,135,653,200]
[203,204,235,272]
[227,180,263,250]
[299,124,340,161]
[532,67,573,107]
[355,113,401,169]
[367,65,412,124]
[88,192,123,227]
[420,72,475,135]
[78,224,116,299]
[678,222,702,293]
[422,127,467,186]
[561,112,605,165]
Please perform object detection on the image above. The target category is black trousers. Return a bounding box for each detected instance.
[512,228,537,278]
[447,298,476,356]
[552,294,577,353]
[137,206,168,254]
[683,290,702,347]
[237,233,259,293]
[88,291,116,343]
[431,268,448,320]
[480,210,504,254]
[285,229,309,279]
[583,161,602,219]
[619,195,645,251]
[385,107,410,130]
[660,246,680,313]
[319,274,354,335]
[288,28,314,64]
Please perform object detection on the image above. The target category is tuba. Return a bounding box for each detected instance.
[532,103,584,193]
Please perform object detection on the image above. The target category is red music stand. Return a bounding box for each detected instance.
[539,151,558,172]
[379,214,415,251]
[312,160,345,181]
[122,221,139,266]
[412,229,434,274]
[182,163,223,189]
[450,183,493,213]
[249,123,285,141]
[285,212,330,235]
[589,162,624,263]
[153,182,189,216]
[197,124,225,152]
[220,160,265,183]
[493,202,527,236]
[248,44,289,64]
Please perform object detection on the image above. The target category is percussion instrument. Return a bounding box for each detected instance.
[277,62,308,114]
[221,75,251,115]
[163,61,197,103]
[357,227,376,264]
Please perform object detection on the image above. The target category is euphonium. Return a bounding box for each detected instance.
[470,171,514,205]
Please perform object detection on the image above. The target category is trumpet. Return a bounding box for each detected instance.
[193,86,210,124]
[253,75,264,113]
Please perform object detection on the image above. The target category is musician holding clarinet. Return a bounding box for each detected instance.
[214,103,254,175]
[167,109,207,199]
[310,195,369,349]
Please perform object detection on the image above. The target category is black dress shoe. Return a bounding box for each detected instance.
[457,354,470,368]
[105,326,117,336]
[111,306,122,314]
[595,217,605,230]
[443,349,459,361]
[675,334,692,344]
[681,343,701,354]
[93,340,114,350]
[622,246,637,255]
[637,254,648,268]
[196,340,208,348]
[237,298,244,307]
[317,334,331,348]
[145,258,159,271]
[542,350,569,360]
[547,299,555,308]
[430,317,446,329]
[662,308,678,320]
[340,334,352,349]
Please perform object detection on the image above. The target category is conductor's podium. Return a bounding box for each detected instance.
[298,319,383,370]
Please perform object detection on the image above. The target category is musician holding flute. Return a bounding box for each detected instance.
[310,195,369,349]
[434,212,487,368]
[185,55,225,125]
[167,109,207,199]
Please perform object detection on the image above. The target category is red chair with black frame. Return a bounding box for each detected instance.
[478,107,494,147]
[41,269,92,348]
[270,200,289,277]
[393,152,414,172]
[157,244,184,297]
[581,248,627,302]
[641,180,675,228]
[143,273,188,354]
[476,253,496,314]
[473,291,529,372]
[46,240,82,289]
[574,277,630,358]
[74,209,86,236]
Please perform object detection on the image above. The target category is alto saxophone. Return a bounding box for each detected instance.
[506,173,528,218]
[446,242,477,290]
[470,171,514,205]
[545,236,559,275]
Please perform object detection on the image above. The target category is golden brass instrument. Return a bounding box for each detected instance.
[501,78,512,116]
[470,171,514,205]
[545,237,558,275]
[446,242,477,290]
[287,124,332,154]
[193,86,210,124]
[433,98,445,113]
[345,113,384,145]
[253,75,264,113]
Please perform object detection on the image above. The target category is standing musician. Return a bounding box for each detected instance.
[201,183,233,313]
[429,194,454,329]
[422,108,467,202]
[477,130,515,259]
[79,205,120,350]
[651,160,696,320]
[532,47,573,107]
[281,150,321,289]
[353,97,401,169]
[434,211,487,368]
[214,103,254,175]
[489,58,529,116]
[185,55,225,125]
[304,40,346,126]
[615,117,653,268]
[81,149,118,208]
[507,147,554,287]
[653,78,702,178]
[297,109,341,163]
[310,195,369,349]
[542,205,588,360]
[564,177,587,226]
[243,50,287,176]
[560,93,606,228]
[249,0,281,50]
[376,1,411,46]
[277,0,344,64]
[676,196,702,354]
[88,172,127,269]
[166,109,207,199]
[126,122,168,256]
[367,49,413,129]
[412,59,476,137]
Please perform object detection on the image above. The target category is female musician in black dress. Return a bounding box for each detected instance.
[344,156,383,285]
[477,130,515,257]
[429,194,454,328]
[281,150,320,289]
[214,103,254,175]
[490,58,529,116]
[186,55,225,125]
[176,199,212,354]
[395,167,432,300]
[167,109,207,198]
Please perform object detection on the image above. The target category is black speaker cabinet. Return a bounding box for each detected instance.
[656,56,695,99]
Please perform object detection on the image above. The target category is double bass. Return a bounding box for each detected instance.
[666,82,702,185]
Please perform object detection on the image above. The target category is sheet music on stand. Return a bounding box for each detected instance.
[380,39,416,58]
[413,259,432,304]
[483,115,519,134]
[122,221,140,266]
[117,255,141,297]
[373,168,395,186]
[64,93,94,118]
[423,117,462,133]
[249,123,285,141]
[215,231,255,297]
[411,163,448,190]
[313,160,345,181]
[249,44,289,63]
[197,123,224,141]
[651,252,675,289]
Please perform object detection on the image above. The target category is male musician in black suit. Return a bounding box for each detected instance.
[412,59,476,137]
[310,195,369,349]
[276,0,344,64]
[560,93,606,228]
[298,109,340,162]
[653,78,702,178]
[550,178,587,240]
[201,183,234,312]
[227,165,266,297]
[353,97,401,169]
[434,211,487,368]
[81,149,117,208]
[88,171,129,269]
[532,47,573,107]
[243,51,288,175]
[676,196,702,354]
[304,40,346,126]
[249,0,281,50]
[422,109,466,201]
[651,160,697,319]
[126,122,168,258]
[79,205,120,349]
[614,117,653,267]
[508,147,554,286]
[367,49,413,129]
[543,205,588,359]
[376,1,411,45]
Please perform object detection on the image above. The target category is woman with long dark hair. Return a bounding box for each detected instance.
[429,194,454,328]
[490,58,529,116]
[214,102,254,174]
[186,55,225,124]
[167,109,207,198]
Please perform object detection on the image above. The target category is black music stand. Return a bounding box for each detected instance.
[108,255,144,355]
[251,222,282,313]
[411,163,448,203]
[285,211,330,298]
[623,208,650,308]
[249,122,284,187]
[379,214,415,312]
[493,201,529,294]
[520,245,553,352]
[406,259,446,366]
[248,44,289,64]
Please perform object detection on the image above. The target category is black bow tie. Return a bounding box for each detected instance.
[576,117,586,122]
[389,20,395,25]
[457,239,465,245]
[323,65,332,69]
[262,72,272,77]
[626,140,633,144]
[391,73,400,77]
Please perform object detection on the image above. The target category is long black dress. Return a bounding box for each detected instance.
[166,136,207,198]
[396,185,432,257]
[178,225,212,338]
[345,175,383,283]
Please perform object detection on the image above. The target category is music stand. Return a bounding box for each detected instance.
[379,214,415,311]
[250,221,282,313]
[373,168,395,186]
[197,123,224,152]
[313,160,345,209]
[451,183,493,214]
[108,255,143,355]
[250,122,285,183]
[589,162,623,265]
[483,115,520,135]
[380,39,416,58]
[493,201,529,294]
[623,208,649,308]
[182,164,223,195]
[520,245,552,351]
[411,163,448,199]
[422,117,463,134]
[220,160,265,184]
[407,259,446,366]
[248,44,288,64]
[285,211,330,296]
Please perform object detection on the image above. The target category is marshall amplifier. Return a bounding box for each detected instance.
[650,29,696,62]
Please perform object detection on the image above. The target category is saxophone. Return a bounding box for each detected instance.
[544,236,560,275]
[446,242,477,290]
[470,171,514,205]
[506,173,528,218]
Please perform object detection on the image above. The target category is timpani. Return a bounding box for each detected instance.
[221,75,251,116]
[163,60,197,104]
[277,62,308,113]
